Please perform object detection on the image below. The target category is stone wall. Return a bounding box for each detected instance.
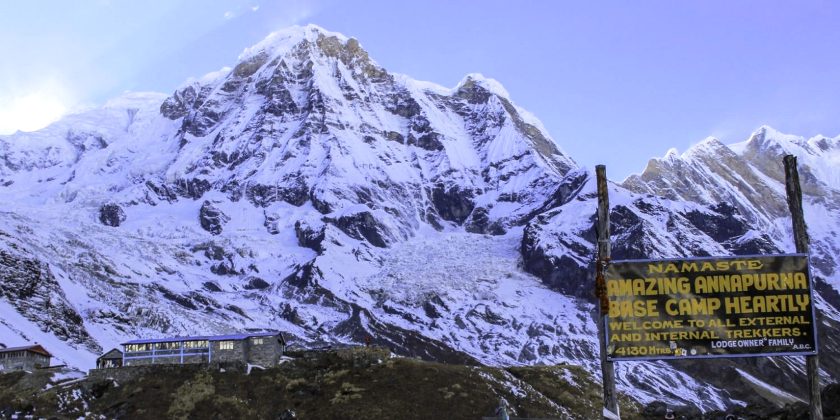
[89,361,247,382]
[246,337,282,366]
[212,340,246,363]
[90,364,202,382]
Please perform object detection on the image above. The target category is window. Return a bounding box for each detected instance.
[252,338,264,345]
[219,341,234,350]
[154,342,181,350]
[183,340,209,349]
[125,343,151,353]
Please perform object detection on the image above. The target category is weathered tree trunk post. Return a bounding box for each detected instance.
[783,154,822,420]
[595,165,620,419]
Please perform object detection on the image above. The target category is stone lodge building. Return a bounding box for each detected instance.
[120,331,285,367]
[96,348,123,369]
[0,344,52,371]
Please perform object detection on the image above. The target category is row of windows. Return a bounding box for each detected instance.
[155,342,181,350]
[124,338,269,353]
[125,340,210,353]
[184,340,209,349]
[125,344,151,352]
[206,338,264,350]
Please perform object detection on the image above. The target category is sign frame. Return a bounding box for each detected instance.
[603,252,819,362]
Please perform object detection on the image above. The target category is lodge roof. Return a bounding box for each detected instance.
[121,331,283,345]
[0,344,52,358]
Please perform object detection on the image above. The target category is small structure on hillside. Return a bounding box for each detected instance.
[117,331,285,367]
[96,348,123,369]
[0,344,52,371]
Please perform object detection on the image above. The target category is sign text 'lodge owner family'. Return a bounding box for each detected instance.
[604,254,817,360]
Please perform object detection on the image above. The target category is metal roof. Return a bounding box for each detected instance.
[0,344,52,357]
[120,331,281,345]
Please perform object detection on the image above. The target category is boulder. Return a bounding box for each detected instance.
[199,201,230,235]
[244,276,270,290]
[98,203,126,227]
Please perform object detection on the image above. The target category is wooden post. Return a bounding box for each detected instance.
[783,154,822,420]
[595,165,620,419]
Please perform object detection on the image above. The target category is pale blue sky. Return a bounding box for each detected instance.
[2,1,839,179]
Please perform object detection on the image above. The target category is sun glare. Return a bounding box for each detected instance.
[0,91,68,135]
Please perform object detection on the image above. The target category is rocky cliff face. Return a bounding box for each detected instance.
[0,25,838,411]
[623,126,840,285]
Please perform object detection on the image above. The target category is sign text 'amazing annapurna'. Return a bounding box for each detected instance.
[604,254,817,360]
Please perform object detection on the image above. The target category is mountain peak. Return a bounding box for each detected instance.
[238,24,350,61]
[662,147,680,161]
[685,136,726,156]
[455,73,511,100]
[748,125,801,144]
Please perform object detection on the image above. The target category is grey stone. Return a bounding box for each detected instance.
[199,201,229,235]
[98,203,126,227]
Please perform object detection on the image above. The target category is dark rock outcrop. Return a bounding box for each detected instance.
[465,207,506,235]
[264,212,281,235]
[210,260,239,276]
[430,184,475,224]
[174,178,212,200]
[246,177,309,207]
[326,211,390,248]
[203,281,222,292]
[145,180,177,203]
[682,202,748,242]
[294,220,326,253]
[521,220,593,300]
[199,201,229,235]
[0,247,98,351]
[244,276,270,290]
[98,203,126,227]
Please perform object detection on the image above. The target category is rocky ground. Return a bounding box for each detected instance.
[3,347,837,419]
[0,347,644,419]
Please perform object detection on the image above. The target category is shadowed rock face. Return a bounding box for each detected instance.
[682,203,747,243]
[621,128,840,278]
[327,211,391,248]
[294,220,326,253]
[430,185,475,225]
[0,238,99,353]
[521,211,594,300]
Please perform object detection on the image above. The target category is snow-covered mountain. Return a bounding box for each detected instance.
[1,25,837,411]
